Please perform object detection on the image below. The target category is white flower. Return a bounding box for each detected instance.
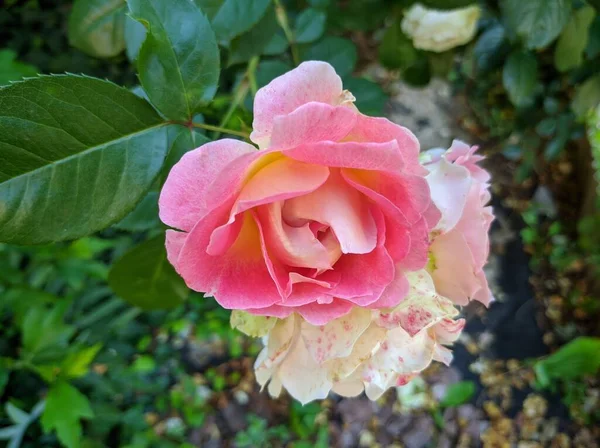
[237,271,465,404]
[401,3,481,53]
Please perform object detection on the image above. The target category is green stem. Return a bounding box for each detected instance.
[191,122,250,139]
[274,0,299,66]
[211,81,250,139]
[247,56,260,96]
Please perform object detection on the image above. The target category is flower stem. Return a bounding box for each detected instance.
[247,56,260,96]
[274,0,299,66]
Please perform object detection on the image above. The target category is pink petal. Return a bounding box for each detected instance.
[159,139,257,232]
[286,140,406,173]
[251,61,343,149]
[165,229,187,270]
[366,269,409,309]
[343,114,424,175]
[207,157,330,256]
[248,299,355,326]
[446,140,490,183]
[283,170,377,255]
[270,102,357,150]
[177,204,281,310]
[426,157,472,232]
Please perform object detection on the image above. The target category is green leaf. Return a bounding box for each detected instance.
[113,191,160,231]
[128,0,220,121]
[0,368,8,397]
[544,113,572,161]
[473,24,507,72]
[255,60,292,89]
[211,0,271,43]
[586,15,600,59]
[194,0,225,19]
[163,127,211,176]
[21,301,74,358]
[554,6,595,72]
[0,75,171,245]
[402,56,431,87]
[228,5,279,65]
[264,31,289,56]
[535,337,600,388]
[343,77,387,116]
[379,22,418,70]
[124,14,147,61]
[41,381,94,448]
[572,75,600,118]
[421,0,476,9]
[536,117,557,137]
[502,0,571,49]
[68,0,127,58]
[302,37,357,78]
[0,50,38,86]
[502,51,539,108]
[440,381,476,407]
[108,234,189,310]
[294,8,326,44]
[61,344,102,379]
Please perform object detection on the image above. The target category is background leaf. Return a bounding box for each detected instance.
[68,0,127,58]
[379,22,418,70]
[502,0,571,49]
[473,24,507,72]
[343,77,387,116]
[113,191,161,232]
[294,8,326,44]
[108,234,189,310]
[0,50,38,86]
[128,0,220,120]
[124,14,147,61]
[554,6,596,72]
[572,75,600,118]
[228,6,279,66]
[0,75,172,245]
[211,0,271,43]
[440,381,476,407]
[502,51,539,108]
[535,337,600,388]
[41,382,94,448]
[302,37,357,78]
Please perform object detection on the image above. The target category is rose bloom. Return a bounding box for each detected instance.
[234,270,464,404]
[401,3,481,53]
[424,140,494,305]
[159,61,441,325]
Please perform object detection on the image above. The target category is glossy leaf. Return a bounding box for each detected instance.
[228,5,279,65]
[554,6,595,72]
[113,191,160,231]
[128,0,220,120]
[502,0,571,49]
[41,382,94,448]
[502,51,539,108]
[108,235,189,310]
[379,22,418,70]
[68,0,127,58]
[294,8,326,44]
[302,37,357,78]
[194,0,225,19]
[0,75,171,245]
[124,14,147,61]
[211,0,271,43]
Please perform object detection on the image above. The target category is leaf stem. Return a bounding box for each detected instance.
[274,0,300,66]
[190,122,250,139]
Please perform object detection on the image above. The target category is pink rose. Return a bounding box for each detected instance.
[159,61,439,325]
[425,140,494,306]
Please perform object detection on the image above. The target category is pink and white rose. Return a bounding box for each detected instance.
[159,61,439,325]
[238,270,464,404]
[424,140,494,306]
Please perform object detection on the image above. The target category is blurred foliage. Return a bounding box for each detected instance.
[1,0,600,446]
